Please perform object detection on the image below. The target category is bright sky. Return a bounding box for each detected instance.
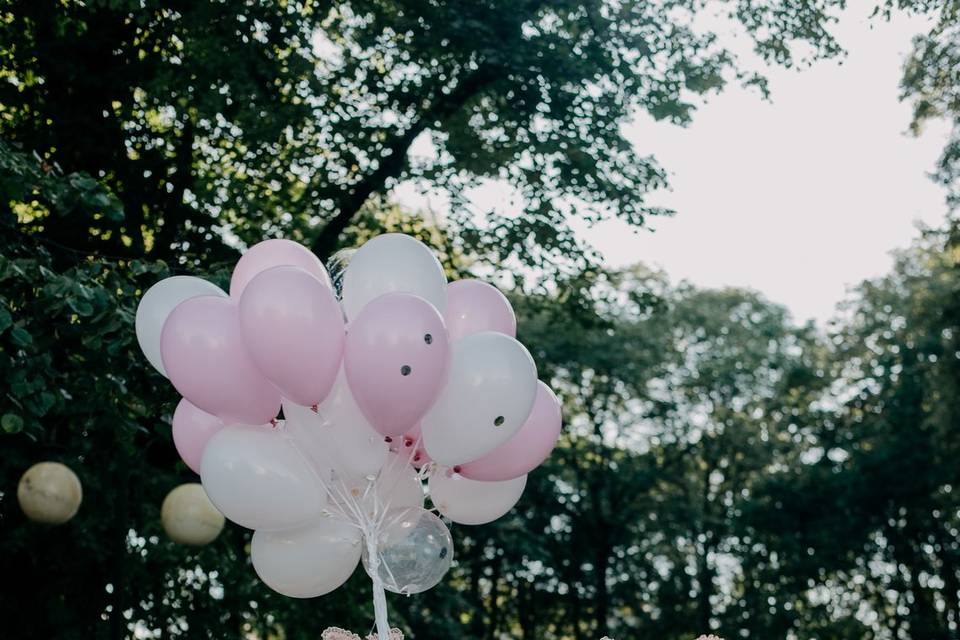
[396,5,952,324]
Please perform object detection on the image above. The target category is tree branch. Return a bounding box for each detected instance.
[310,67,498,259]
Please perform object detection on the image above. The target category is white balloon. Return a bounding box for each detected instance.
[334,452,423,519]
[135,276,227,376]
[341,233,447,321]
[311,368,389,477]
[421,332,538,466]
[375,452,424,511]
[429,472,527,525]
[200,425,326,531]
[252,516,361,598]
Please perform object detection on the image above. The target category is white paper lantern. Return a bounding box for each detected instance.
[17,461,83,524]
[161,483,225,546]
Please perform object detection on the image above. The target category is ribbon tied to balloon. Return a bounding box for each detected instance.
[135,234,563,639]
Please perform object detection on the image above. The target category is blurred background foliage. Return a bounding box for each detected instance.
[1,1,959,639]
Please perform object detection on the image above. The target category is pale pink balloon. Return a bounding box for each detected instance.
[239,266,345,406]
[230,239,331,298]
[172,398,224,474]
[458,381,562,481]
[161,296,282,424]
[391,423,433,468]
[344,293,450,437]
[444,279,516,340]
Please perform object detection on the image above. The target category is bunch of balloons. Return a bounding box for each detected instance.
[135,234,562,638]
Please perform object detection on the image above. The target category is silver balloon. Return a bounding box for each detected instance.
[361,507,453,595]
[325,248,356,300]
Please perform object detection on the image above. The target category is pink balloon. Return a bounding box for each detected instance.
[161,295,282,424]
[172,398,224,474]
[344,293,450,437]
[444,279,516,340]
[230,239,331,298]
[239,266,345,406]
[458,381,562,481]
[389,423,433,469]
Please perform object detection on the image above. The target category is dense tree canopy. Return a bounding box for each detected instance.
[0,0,847,267]
[2,1,960,639]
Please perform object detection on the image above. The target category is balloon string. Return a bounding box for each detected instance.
[373,433,426,531]
[280,424,360,529]
[366,531,392,640]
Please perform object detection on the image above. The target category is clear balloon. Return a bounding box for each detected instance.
[428,472,527,525]
[421,331,538,466]
[344,293,450,436]
[239,266,345,406]
[230,238,331,298]
[172,398,224,474]
[252,516,361,598]
[362,507,453,595]
[161,295,281,425]
[458,381,562,481]
[136,276,226,377]
[200,425,326,531]
[286,380,389,479]
[444,279,516,340]
[341,233,447,321]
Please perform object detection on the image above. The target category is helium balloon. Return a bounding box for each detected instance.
[286,384,388,479]
[341,233,447,321]
[172,398,224,474]
[17,461,82,524]
[230,238,331,298]
[390,423,433,469]
[200,425,325,531]
[252,516,361,598]
[161,483,225,546]
[362,507,453,595]
[371,452,423,512]
[429,472,527,525]
[136,276,226,377]
[332,452,424,520]
[344,293,449,436]
[458,381,562,481]
[444,279,516,340]
[421,331,537,466]
[160,295,281,425]
[239,266,345,406]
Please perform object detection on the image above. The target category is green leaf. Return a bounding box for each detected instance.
[0,307,11,333]
[2,413,24,434]
[68,298,94,316]
[10,325,32,347]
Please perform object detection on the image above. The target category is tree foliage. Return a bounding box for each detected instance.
[3,1,960,639]
[0,0,846,266]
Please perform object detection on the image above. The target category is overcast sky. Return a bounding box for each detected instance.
[397,4,952,325]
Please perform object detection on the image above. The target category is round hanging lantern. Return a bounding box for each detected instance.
[17,461,83,524]
[161,483,225,546]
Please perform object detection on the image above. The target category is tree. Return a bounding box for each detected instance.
[744,227,960,639]
[1,0,847,267]
[887,0,960,206]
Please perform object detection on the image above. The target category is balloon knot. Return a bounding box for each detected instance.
[310,404,319,414]
[384,436,393,443]
[270,418,279,428]
[452,465,462,474]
